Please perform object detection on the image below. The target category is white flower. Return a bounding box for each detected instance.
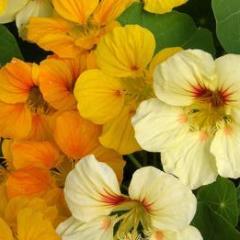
[58,155,198,239]
[132,49,240,189]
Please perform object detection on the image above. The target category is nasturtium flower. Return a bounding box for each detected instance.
[0,58,54,140]
[133,49,240,189]
[53,110,125,182]
[74,24,181,154]
[57,155,201,239]
[0,0,52,37]
[142,0,188,14]
[0,196,60,240]
[27,0,133,58]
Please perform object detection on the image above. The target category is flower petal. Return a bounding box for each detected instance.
[54,111,101,159]
[57,216,114,240]
[0,0,29,23]
[16,0,53,37]
[162,131,218,189]
[17,208,60,240]
[132,98,188,152]
[0,218,13,240]
[215,54,240,104]
[64,155,124,222]
[12,140,60,169]
[52,0,98,24]
[143,0,187,14]
[39,58,81,111]
[93,0,133,25]
[128,167,197,230]
[211,123,240,178]
[154,49,216,106]
[150,226,202,240]
[100,104,141,154]
[96,25,155,78]
[74,69,124,124]
[0,102,32,139]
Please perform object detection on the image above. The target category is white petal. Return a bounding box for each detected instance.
[57,216,114,240]
[162,131,218,189]
[211,123,240,178]
[128,167,197,231]
[64,155,124,222]
[154,49,216,106]
[215,54,240,104]
[150,226,202,240]
[16,0,53,37]
[0,0,29,23]
[132,98,189,152]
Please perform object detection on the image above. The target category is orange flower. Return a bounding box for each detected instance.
[53,110,125,181]
[0,58,54,140]
[27,0,133,58]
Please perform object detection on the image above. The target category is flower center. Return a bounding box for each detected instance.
[114,200,152,238]
[121,77,153,105]
[27,86,52,114]
[185,88,232,135]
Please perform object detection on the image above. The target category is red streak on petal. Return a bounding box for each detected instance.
[142,198,154,213]
[100,190,126,206]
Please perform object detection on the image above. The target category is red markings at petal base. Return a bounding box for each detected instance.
[100,190,126,206]
[192,85,231,107]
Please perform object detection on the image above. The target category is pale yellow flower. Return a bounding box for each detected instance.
[133,49,240,189]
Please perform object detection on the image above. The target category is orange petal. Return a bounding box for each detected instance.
[12,140,61,170]
[39,58,83,111]
[0,58,34,104]
[93,0,133,25]
[53,0,98,24]
[27,17,83,58]
[0,102,32,139]
[54,111,101,159]
[6,167,54,198]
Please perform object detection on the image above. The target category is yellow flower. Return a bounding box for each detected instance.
[27,0,133,58]
[57,155,201,239]
[133,49,240,189]
[74,24,181,154]
[143,0,188,14]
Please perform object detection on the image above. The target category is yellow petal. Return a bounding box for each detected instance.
[52,0,98,24]
[93,0,133,25]
[0,218,13,240]
[100,105,141,154]
[96,25,156,78]
[17,208,60,240]
[0,0,7,14]
[74,69,124,124]
[144,0,188,14]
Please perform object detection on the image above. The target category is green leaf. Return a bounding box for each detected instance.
[212,0,240,53]
[0,25,23,66]
[193,203,240,240]
[197,177,239,226]
[119,2,215,55]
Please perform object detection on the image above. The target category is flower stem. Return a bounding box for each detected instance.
[128,154,142,169]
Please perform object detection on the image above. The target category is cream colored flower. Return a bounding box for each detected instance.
[133,49,240,189]
[57,155,199,239]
